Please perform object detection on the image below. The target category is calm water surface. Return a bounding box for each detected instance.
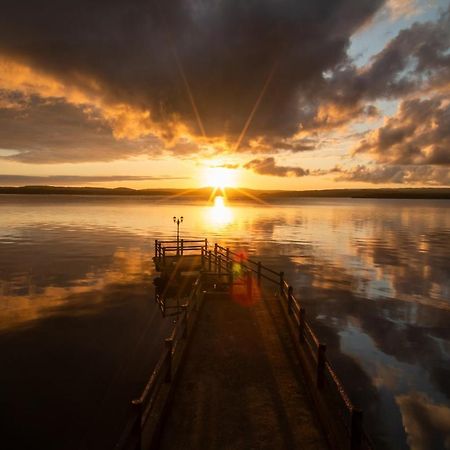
[0,195,449,449]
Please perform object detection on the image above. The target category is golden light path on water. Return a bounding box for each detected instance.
[206,195,234,227]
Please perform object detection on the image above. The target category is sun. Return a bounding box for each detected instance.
[203,167,237,188]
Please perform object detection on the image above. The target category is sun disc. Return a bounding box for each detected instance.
[204,167,237,188]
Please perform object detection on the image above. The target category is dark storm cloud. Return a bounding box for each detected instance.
[0,174,187,186]
[354,97,450,166]
[0,95,161,163]
[0,0,385,147]
[244,157,309,177]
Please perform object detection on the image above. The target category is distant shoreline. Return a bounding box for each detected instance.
[1,185,449,199]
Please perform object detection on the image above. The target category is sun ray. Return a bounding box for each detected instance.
[172,49,207,139]
[230,186,271,206]
[157,6,207,139]
[233,62,278,153]
[208,186,219,204]
[153,187,201,204]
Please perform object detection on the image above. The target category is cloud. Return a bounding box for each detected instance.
[0,0,448,178]
[245,136,319,154]
[354,97,450,166]
[309,7,450,130]
[0,0,385,150]
[0,94,163,163]
[336,164,450,186]
[244,157,309,177]
[242,156,449,185]
[331,8,449,104]
[385,0,421,18]
[396,393,450,450]
[212,163,240,170]
[0,174,187,186]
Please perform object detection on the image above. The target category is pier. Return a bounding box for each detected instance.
[116,240,374,450]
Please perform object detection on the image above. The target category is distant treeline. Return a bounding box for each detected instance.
[0,185,449,199]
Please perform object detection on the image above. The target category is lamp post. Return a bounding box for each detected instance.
[173,216,183,255]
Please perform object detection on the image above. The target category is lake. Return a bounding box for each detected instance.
[0,194,449,449]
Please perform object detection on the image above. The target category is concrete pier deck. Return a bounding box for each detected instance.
[155,287,328,450]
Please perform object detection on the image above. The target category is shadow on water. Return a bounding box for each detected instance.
[0,281,172,450]
[0,222,172,449]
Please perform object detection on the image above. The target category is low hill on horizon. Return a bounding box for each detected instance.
[0,185,449,199]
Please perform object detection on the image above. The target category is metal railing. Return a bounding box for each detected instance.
[200,241,373,450]
[115,276,204,450]
[154,239,207,261]
[118,239,374,450]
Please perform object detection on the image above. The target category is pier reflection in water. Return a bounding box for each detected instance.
[0,195,448,449]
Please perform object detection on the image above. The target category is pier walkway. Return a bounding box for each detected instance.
[115,240,373,450]
[157,289,326,450]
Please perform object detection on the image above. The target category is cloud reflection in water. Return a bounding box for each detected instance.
[0,195,449,449]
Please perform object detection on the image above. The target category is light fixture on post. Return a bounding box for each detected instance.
[173,216,183,255]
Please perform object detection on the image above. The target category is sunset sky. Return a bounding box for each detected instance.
[0,0,449,190]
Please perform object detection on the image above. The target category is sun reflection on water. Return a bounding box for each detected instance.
[207,196,233,227]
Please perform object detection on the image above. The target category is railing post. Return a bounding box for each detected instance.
[299,307,305,343]
[257,262,262,285]
[317,343,327,389]
[204,238,208,252]
[201,247,205,269]
[181,239,184,255]
[165,338,173,383]
[226,247,230,271]
[131,399,142,450]
[154,240,158,259]
[208,250,212,271]
[218,255,222,274]
[214,243,218,258]
[350,408,363,450]
[288,286,294,315]
[163,247,166,264]
[279,272,285,295]
[246,271,252,299]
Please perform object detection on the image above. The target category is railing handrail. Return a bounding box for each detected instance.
[157,239,206,244]
[159,245,203,250]
[156,240,354,402]
[148,240,373,449]
[115,274,203,449]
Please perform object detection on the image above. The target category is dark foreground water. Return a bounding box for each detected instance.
[0,195,449,449]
